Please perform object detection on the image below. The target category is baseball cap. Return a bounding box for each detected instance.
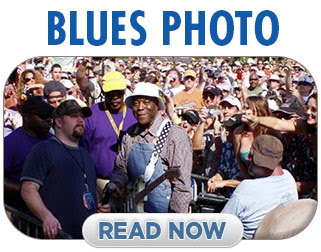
[219,96,241,110]
[182,110,200,124]
[53,99,92,119]
[60,79,74,89]
[21,96,54,118]
[272,102,304,117]
[257,71,266,77]
[102,71,126,93]
[298,76,313,85]
[125,82,165,110]
[44,81,66,98]
[223,113,243,129]
[269,74,280,81]
[202,85,221,97]
[251,135,283,170]
[184,70,196,79]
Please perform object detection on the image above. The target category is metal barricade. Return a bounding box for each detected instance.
[5,204,72,239]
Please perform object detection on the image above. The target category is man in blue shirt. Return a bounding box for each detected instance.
[20,100,110,239]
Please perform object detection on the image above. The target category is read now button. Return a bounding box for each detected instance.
[83,213,243,247]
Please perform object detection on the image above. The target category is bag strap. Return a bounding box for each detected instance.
[144,119,174,182]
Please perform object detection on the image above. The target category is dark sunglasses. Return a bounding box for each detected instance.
[182,116,196,125]
[25,76,35,82]
[249,78,258,81]
[203,94,215,99]
[35,112,52,120]
[185,76,196,81]
[297,82,311,86]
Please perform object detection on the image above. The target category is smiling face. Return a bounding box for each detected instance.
[104,90,125,112]
[220,101,239,121]
[305,96,317,125]
[132,96,159,129]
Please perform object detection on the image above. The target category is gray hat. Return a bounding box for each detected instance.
[252,135,283,170]
[44,81,66,98]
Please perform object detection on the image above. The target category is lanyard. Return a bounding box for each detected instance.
[54,136,90,193]
[105,105,127,139]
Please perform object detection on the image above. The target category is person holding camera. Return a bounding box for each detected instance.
[163,68,185,96]
[192,85,223,177]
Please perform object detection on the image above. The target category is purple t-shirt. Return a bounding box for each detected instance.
[4,127,53,182]
[80,102,137,178]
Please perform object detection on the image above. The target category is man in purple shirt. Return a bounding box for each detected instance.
[80,71,136,195]
[4,96,53,209]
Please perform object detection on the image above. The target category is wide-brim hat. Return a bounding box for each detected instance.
[125,82,165,110]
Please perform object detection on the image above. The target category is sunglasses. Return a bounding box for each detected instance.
[203,94,215,99]
[35,112,52,120]
[304,105,317,113]
[182,116,196,125]
[297,82,311,86]
[185,76,195,81]
[25,76,35,82]
[249,78,258,81]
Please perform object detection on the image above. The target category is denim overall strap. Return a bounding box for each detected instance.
[127,141,172,213]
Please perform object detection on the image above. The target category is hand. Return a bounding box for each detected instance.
[207,180,226,193]
[198,107,208,122]
[42,213,62,239]
[98,203,112,213]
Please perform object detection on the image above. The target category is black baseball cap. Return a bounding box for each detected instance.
[182,110,200,124]
[53,100,92,119]
[21,96,54,117]
[203,85,221,97]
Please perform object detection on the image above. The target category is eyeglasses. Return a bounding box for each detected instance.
[249,78,258,81]
[297,82,311,86]
[185,76,195,81]
[304,105,317,113]
[25,76,35,82]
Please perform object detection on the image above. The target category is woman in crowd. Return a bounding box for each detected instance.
[233,96,275,179]
[243,93,317,197]
[16,69,46,107]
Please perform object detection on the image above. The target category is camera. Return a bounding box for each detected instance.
[168,74,177,82]
[23,86,34,97]
[207,108,221,117]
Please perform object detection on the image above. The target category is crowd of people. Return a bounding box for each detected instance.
[4,56,317,239]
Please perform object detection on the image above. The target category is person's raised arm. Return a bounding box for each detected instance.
[243,115,304,133]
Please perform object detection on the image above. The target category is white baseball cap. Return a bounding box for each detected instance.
[219,95,241,110]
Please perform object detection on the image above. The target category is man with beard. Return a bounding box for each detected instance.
[20,100,110,239]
